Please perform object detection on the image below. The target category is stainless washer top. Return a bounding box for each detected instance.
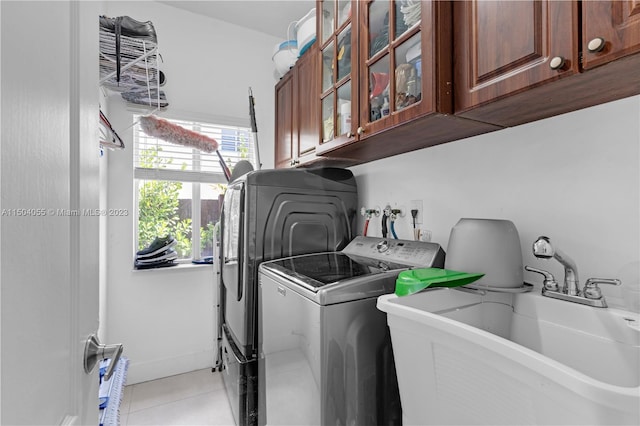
[259,236,445,305]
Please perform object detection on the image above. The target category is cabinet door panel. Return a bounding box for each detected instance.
[582,0,640,69]
[357,0,449,140]
[274,73,294,169]
[296,46,319,157]
[454,0,578,113]
[475,2,539,81]
[317,0,358,155]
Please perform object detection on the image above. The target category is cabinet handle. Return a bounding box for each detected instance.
[291,159,300,166]
[549,56,565,70]
[587,37,605,53]
[347,132,354,138]
[357,126,365,135]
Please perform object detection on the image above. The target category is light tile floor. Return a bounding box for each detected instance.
[120,369,235,425]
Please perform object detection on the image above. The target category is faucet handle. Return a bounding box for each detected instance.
[525,266,559,291]
[583,278,621,300]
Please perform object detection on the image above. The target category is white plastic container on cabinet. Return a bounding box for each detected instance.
[294,8,316,56]
[272,40,299,77]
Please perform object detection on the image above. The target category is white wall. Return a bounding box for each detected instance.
[102,1,280,384]
[351,95,640,310]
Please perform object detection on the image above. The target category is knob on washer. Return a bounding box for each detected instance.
[376,240,389,253]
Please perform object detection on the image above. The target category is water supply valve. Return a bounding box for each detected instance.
[360,207,380,237]
[383,205,404,220]
[360,206,381,219]
[384,205,404,239]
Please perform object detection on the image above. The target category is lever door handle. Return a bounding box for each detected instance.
[84,333,124,381]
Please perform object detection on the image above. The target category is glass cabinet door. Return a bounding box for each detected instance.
[319,0,356,149]
[363,0,423,128]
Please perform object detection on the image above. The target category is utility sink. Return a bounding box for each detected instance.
[510,289,639,387]
[377,288,640,425]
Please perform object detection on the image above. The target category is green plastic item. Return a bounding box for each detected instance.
[395,268,485,296]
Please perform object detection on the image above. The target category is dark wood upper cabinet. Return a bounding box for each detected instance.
[454,0,640,127]
[274,71,294,169]
[295,45,320,162]
[315,0,498,164]
[315,0,457,151]
[355,0,453,139]
[454,0,579,114]
[274,0,640,167]
[582,0,640,69]
[316,0,359,154]
[274,45,320,169]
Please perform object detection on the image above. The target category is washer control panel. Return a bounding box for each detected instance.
[343,236,445,268]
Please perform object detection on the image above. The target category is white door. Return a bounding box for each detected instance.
[1,1,106,424]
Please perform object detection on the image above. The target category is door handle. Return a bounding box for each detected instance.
[84,333,124,381]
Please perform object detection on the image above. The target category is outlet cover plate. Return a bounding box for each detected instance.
[410,200,423,225]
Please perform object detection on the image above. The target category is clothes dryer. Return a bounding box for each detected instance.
[218,167,357,425]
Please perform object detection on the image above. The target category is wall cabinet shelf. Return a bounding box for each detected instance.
[99,31,160,91]
[99,16,167,109]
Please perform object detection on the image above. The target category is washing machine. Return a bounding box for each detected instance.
[257,236,445,426]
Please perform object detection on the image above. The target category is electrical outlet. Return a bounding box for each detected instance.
[410,200,423,225]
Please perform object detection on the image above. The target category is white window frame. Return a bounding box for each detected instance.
[133,112,253,262]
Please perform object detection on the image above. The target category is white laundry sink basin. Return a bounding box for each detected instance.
[377,288,640,425]
[510,289,639,387]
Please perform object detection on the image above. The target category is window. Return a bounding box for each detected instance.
[134,116,254,261]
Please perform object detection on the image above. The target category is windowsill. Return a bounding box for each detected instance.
[132,262,215,272]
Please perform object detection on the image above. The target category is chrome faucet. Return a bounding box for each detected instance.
[532,236,580,295]
[525,236,622,308]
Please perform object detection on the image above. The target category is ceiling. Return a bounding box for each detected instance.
[157,1,316,39]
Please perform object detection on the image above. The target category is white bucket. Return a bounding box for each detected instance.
[445,218,524,288]
[272,40,299,78]
[294,8,316,56]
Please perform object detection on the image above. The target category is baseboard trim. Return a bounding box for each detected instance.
[125,350,214,385]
